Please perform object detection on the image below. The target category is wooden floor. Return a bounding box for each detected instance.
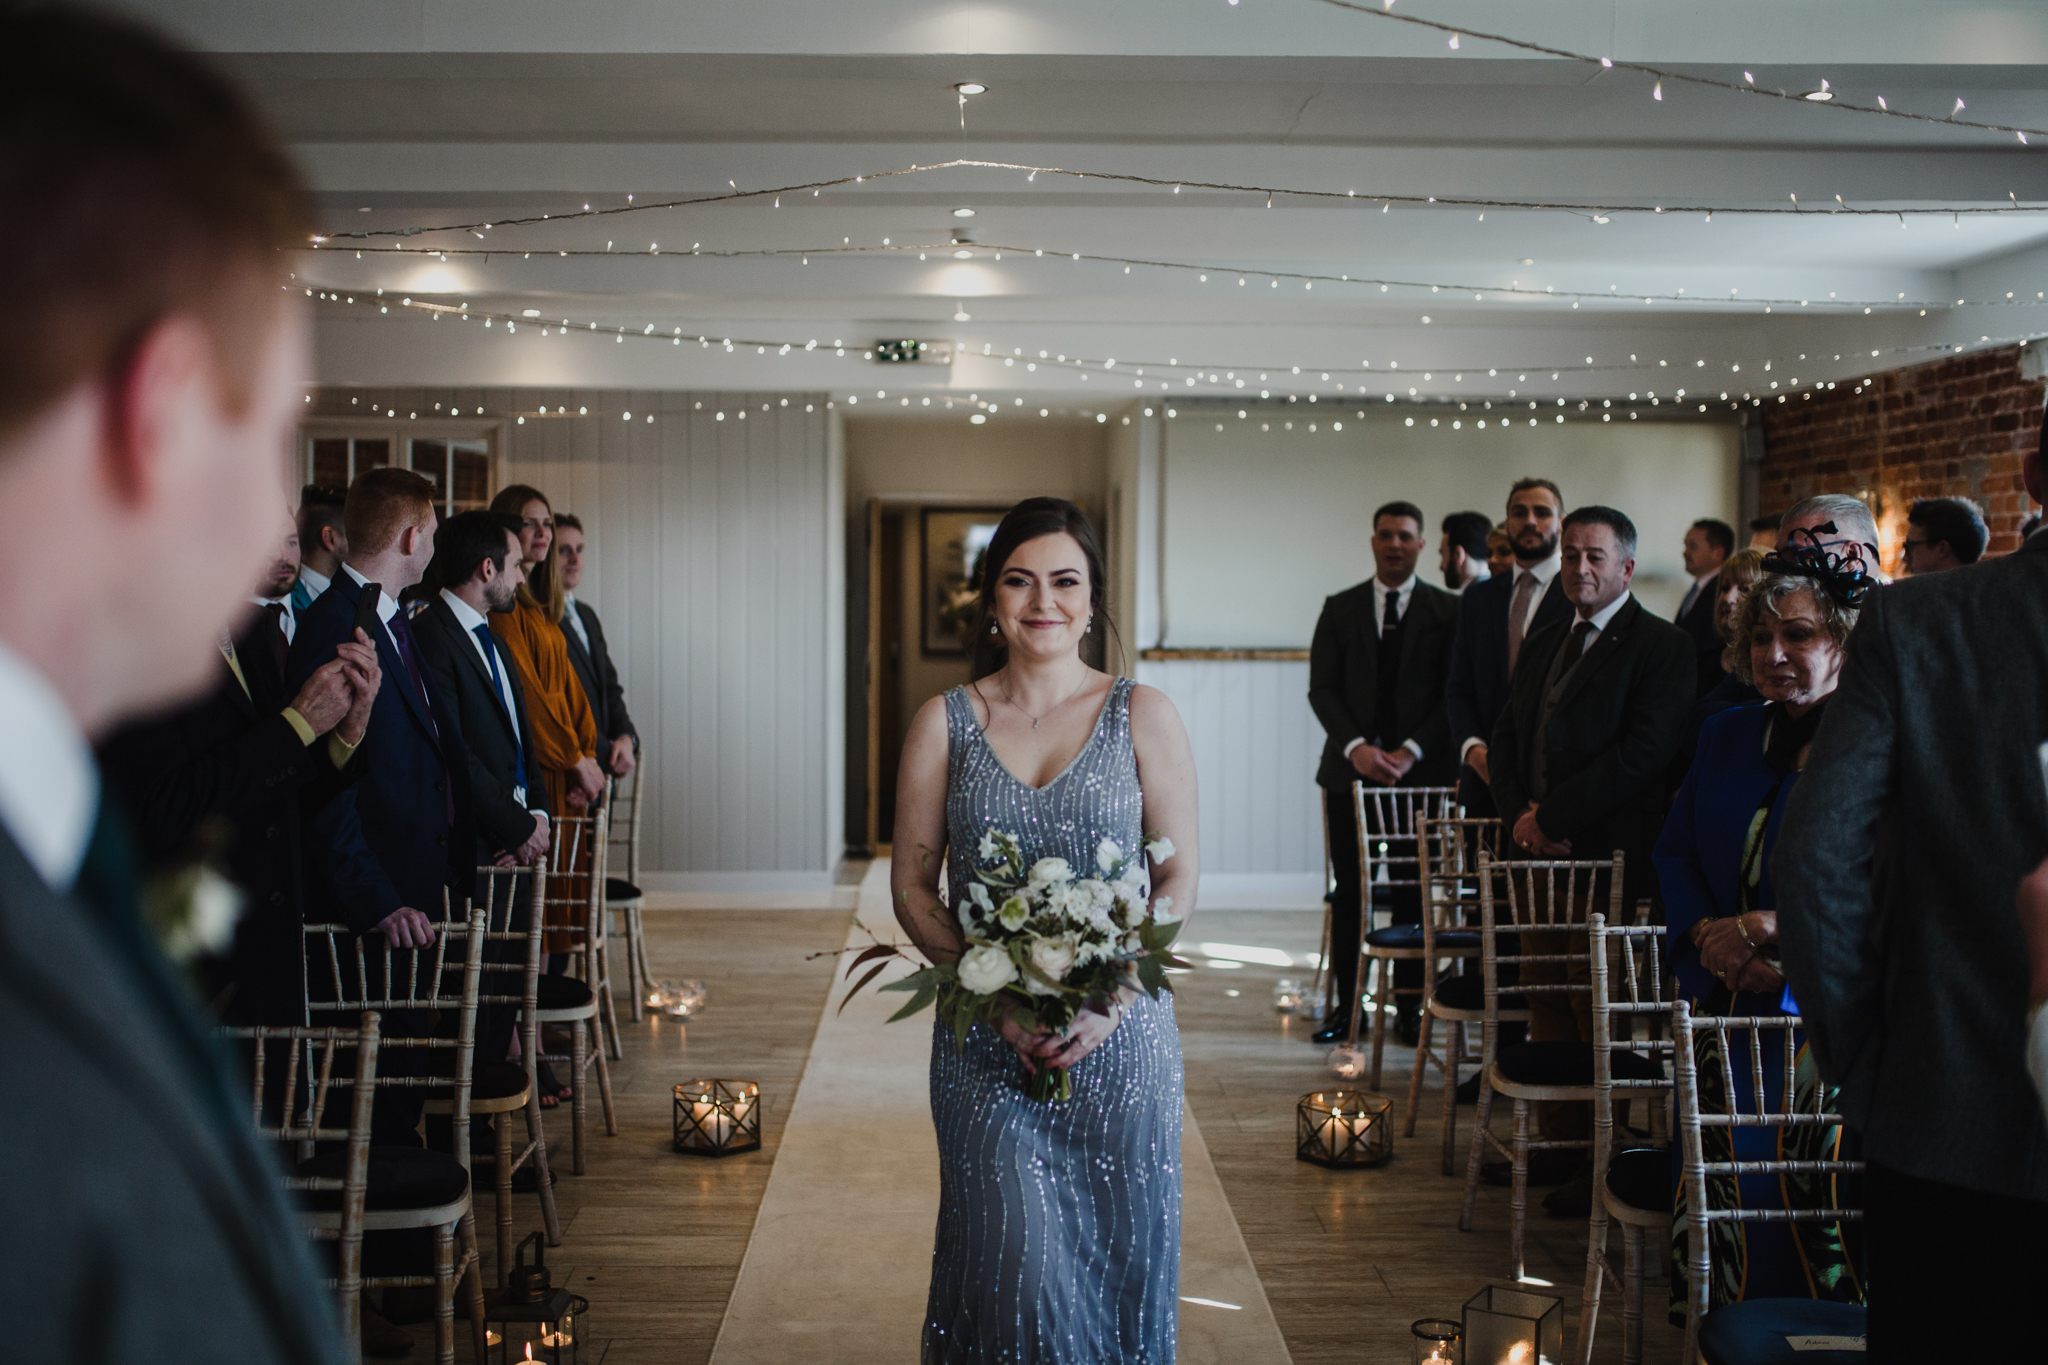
[404,897,1683,1362]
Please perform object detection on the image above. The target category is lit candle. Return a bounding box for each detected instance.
[693,1097,733,1145]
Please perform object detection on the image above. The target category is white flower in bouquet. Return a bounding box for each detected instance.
[1120,898,1148,930]
[962,881,994,924]
[1028,856,1073,887]
[1025,935,1077,992]
[1076,879,1117,932]
[1095,837,1122,873]
[997,895,1031,930]
[957,943,1019,995]
[1145,835,1176,864]
[1046,880,1093,920]
[1123,929,1145,954]
[978,830,1002,863]
[1152,895,1178,924]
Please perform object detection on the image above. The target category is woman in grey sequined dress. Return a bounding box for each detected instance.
[893,498,1200,1365]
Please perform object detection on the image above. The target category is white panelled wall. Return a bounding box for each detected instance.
[303,387,843,897]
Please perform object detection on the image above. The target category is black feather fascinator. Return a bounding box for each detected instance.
[1759,522,1875,609]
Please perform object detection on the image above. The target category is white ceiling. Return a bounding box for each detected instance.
[116,0,2048,411]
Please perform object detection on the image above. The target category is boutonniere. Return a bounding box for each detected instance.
[142,850,245,965]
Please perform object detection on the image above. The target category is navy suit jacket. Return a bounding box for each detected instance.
[1444,566,1571,757]
[1674,581,1726,697]
[287,572,474,933]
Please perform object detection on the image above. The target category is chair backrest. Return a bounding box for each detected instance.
[606,762,644,889]
[1473,851,1624,1029]
[1353,783,1461,892]
[545,809,610,969]
[304,909,486,1156]
[224,1011,381,1360]
[1418,815,1503,935]
[1673,1000,1865,1364]
[1587,914,1676,1220]
[463,862,546,1012]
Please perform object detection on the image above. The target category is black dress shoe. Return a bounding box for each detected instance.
[1310,1010,1354,1045]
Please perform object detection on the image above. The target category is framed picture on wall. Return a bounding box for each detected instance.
[921,505,1011,656]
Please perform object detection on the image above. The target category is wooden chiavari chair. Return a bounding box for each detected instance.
[1575,915,1677,1365]
[1401,814,1516,1174]
[535,811,618,1174]
[303,912,490,1365]
[1346,783,1461,1085]
[1459,852,1637,1282]
[605,763,652,1027]
[1675,1001,1867,1365]
[226,1012,381,1360]
[423,864,561,1279]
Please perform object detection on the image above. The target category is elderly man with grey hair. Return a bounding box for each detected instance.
[1775,493,1882,569]
[1774,448,2048,1359]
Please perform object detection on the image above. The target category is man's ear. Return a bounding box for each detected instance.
[105,315,214,506]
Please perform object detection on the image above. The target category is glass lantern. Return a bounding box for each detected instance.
[486,1234,585,1363]
[1295,1090,1393,1167]
[1327,1045,1367,1080]
[1412,1318,1461,1365]
[1273,977,1304,1012]
[1462,1285,1563,1365]
[673,1078,762,1156]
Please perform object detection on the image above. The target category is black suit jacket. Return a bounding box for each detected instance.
[1674,580,1726,698]
[97,619,323,1027]
[411,595,543,860]
[1444,565,1573,757]
[1308,579,1460,789]
[562,599,636,747]
[1776,536,2048,1200]
[1487,595,1694,896]
[0,825,348,1364]
[288,574,475,933]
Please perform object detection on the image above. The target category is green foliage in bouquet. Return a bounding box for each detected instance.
[844,828,1189,1101]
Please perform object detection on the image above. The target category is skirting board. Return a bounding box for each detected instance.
[637,870,858,911]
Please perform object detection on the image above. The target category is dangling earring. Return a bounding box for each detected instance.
[1085,615,1094,635]
[989,621,999,635]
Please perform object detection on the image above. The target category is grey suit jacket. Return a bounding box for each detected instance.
[0,829,347,1363]
[1776,534,2048,1200]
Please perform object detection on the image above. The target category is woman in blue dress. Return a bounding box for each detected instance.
[891,498,1201,1364]
[1656,531,1871,1321]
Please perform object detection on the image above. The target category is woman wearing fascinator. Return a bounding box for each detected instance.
[1652,524,1873,1319]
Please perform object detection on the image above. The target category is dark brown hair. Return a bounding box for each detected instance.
[0,9,310,438]
[967,497,1119,679]
[488,483,564,621]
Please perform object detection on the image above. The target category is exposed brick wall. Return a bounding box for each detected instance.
[1758,344,2043,572]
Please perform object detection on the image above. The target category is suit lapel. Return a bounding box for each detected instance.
[428,601,514,735]
[1552,598,1638,714]
[338,575,439,752]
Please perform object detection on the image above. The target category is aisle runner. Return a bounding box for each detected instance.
[708,860,1291,1365]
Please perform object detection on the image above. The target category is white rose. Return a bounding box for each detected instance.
[997,895,1031,930]
[957,944,1019,995]
[1026,936,1077,991]
[1028,857,1073,886]
[1145,836,1176,865]
[1096,837,1123,873]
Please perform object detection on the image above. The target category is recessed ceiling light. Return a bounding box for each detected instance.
[953,249,974,259]
[952,208,977,218]
[954,82,987,95]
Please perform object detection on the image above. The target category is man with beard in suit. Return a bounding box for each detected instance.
[1487,505,1694,1209]
[1674,518,1733,697]
[1308,500,1461,1045]
[1445,477,1574,817]
[552,513,638,780]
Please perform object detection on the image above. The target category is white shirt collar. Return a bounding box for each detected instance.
[563,591,578,610]
[296,564,331,598]
[1693,568,1722,589]
[341,564,400,625]
[1517,550,1564,585]
[1371,574,1416,600]
[0,636,96,890]
[1577,590,1632,634]
[439,587,488,634]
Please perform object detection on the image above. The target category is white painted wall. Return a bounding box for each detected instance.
[1159,411,1741,645]
[306,386,842,892]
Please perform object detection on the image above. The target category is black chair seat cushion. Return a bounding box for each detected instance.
[534,974,594,1011]
[471,1059,530,1102]
[1497,1040,1665,1087]
[1364,924,1480,951]
[1605,1147,1672,1213]
[605,877,642,903]
[1699,1298,1867,1365]
[297,1145,469,1212]
[1432,975,1526,1012]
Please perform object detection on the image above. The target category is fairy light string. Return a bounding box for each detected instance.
[1304,0,2048,146]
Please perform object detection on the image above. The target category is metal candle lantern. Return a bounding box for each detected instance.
[673,1078,761,1155]
[1412,1318,1461,1365]
[1295,1090,1393,1167]
[1462,1285,1563,1365]
[486,1233,585,1363]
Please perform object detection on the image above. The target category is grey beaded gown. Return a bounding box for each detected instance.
[924,677,1184,1365]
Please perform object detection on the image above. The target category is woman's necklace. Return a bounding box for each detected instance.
[1000,672,1089,729]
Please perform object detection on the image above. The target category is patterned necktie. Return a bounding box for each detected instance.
[1506,571,1538,675]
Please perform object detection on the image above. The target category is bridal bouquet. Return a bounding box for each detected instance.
[846,828,1188,1101]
